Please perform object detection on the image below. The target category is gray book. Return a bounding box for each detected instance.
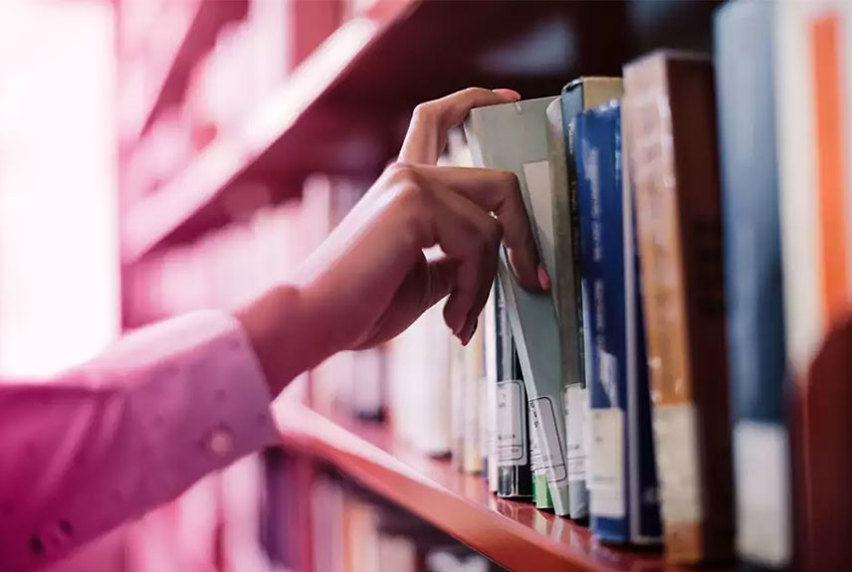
[465,96,570,516]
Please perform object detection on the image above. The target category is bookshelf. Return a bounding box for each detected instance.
[274,398,731,572]
[118,1,726,570]
[119,0,716,263]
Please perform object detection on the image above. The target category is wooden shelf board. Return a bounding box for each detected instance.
[272,398,730,572]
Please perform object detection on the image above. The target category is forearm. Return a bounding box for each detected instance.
[235,283,341,397]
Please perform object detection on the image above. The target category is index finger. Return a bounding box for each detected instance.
[399,87,521,165]
[411,164,542,291]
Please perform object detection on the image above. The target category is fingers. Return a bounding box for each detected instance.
[407,165,542,291]
[431,185,501,344]
[399,87,521,165]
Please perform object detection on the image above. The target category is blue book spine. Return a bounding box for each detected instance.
[575,101,661,545]
[715,1,791,568]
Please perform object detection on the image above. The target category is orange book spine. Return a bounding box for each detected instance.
[623,52,734,564]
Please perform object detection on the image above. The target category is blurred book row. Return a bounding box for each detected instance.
[118,0,374,208]
[266,457,504,572]
[126,1,852,571]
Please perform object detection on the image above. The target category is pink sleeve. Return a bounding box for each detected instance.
[0,311,280,571]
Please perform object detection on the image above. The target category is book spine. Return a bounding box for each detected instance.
[623,53,734,563]
[450,339,466,471]
[715,1,792,569]
[530,406,554,510]
[775,4,852,569]
[623,112,663,545]
[576,104,629,543]
[462,315,484,473]
[496,378,532,499]
[494,256,532,499]
[561,89,592,521]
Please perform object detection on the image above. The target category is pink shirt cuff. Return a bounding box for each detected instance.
[0,310,279,571]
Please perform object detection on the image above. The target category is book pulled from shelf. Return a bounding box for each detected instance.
[623,51,734,564]
[465,96,571,517]
[556,77,624,521]
[774,3,852,569]
[714,1,792,569]
[574,100,661,545]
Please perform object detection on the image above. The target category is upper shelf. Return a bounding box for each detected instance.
[120,0,717,264]
[273,398,732,572]
[119,0,249,144]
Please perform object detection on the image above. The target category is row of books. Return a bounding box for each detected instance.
[305,471,499,572]
[400,1,848,570]
[126,2,852,569]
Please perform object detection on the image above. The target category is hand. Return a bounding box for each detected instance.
[239,88,547,395]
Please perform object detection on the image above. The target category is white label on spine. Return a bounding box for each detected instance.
[496,381,527,466]
[653,403,703,523]
[565,385,588,482]
[529,396,568,483]
[589,408,625,517]
[734,421,792,568]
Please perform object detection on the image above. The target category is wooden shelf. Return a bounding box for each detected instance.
[121,1,719,263]
[272,398,731,572]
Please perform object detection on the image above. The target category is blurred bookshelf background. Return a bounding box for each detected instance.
[3,0,852,571]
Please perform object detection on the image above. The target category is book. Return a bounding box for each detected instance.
[465,96,571,516]
[530,409,553,510]
[622,51,734,563]
[774,4,852,569]
[557,77,624,521]
[714,1,792,568]
[388,301,452,456]
[493,282,532,499]
[449,338,466,471]
[575,100,661,545]
[496,375,532,499]
[462,314,485,473]
[484,286,500,491]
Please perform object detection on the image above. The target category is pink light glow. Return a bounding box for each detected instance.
[0,0,119,377]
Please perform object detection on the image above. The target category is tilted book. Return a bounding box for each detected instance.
[465,96,571,516]
[622,51,734,563]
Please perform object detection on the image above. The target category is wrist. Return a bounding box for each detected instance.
[236,284,336,397]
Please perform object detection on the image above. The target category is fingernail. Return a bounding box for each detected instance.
[537,265,551,291]
[493,88,521,101]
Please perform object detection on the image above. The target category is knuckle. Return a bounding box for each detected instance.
[497,169,519,189]
[386,162,418,186]
[461,86,487,98]
[412,101,437,122]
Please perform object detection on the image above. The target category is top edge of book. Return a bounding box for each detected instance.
[623,49,712,71]
[468,95,557,115]
[563,76,623,92]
